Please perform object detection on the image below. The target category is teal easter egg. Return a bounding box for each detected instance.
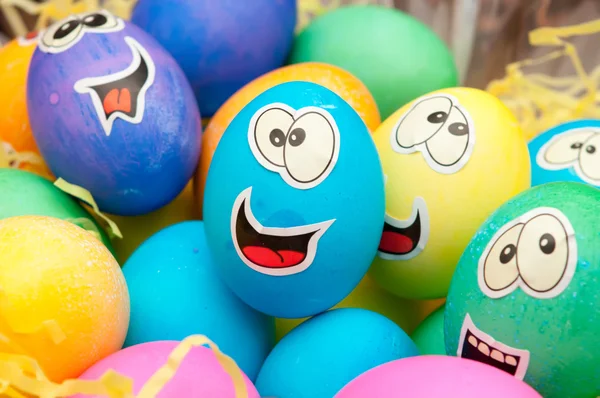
[122,221,275,381]
[445,182,600,398]
[412,305,445,356]
[255,308,418,397]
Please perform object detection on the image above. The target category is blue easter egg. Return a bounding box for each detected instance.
[255,308,419,398]
[529,119,600,188]
[203,81,385,318]
[27,11,201,215]
[122,221,274,380]
[131,0,297,117]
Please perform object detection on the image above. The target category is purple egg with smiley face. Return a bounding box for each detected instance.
[27,10,201,216]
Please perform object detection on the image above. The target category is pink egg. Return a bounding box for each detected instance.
[73,341,259,398]
[335,355,542,398]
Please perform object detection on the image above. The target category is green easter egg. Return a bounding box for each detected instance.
[445,182,600,398]
[412,304,446,356]
[288,5,458,119]
[0,168,113,252]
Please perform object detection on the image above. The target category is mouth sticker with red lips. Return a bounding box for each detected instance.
[74,36,156,136]
[378,197,430,260]
[17,31,40,46]
[231,187,335,276]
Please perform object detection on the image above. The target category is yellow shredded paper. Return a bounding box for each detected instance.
[54,178,123,239]
[0,335,248,398]
[486,18,600,140]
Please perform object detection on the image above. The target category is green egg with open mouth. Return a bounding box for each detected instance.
[445,182,600,398]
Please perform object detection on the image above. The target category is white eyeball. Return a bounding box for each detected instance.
[252,106,294,168]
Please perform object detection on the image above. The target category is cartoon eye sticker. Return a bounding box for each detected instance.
[249,103,340,189]
[478,207,577,300]
[0,141,20,168]
[390,94,475,174]
[38,10,125,54]
[537,128,600,186]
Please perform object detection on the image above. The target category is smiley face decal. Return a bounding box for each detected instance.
[457,207,577,380]
[370,88,530,300]
[379,94,475,261]
[536,128,600,186]
[203,81,384,318]
[445,182,600,398]
[232,104,339,276]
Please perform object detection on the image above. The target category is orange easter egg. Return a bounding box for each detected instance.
[195,62,380,217]
[0,35,51,178]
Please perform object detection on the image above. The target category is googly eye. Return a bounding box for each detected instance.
[481,223,523,296]
[578,134,600,185]
[79,10,120,30]
[540,129,596,167]
[40,16,83,53]
[283,110,339,187]
[516,213,575,296]
[252,105,294,168]
[425,106,471,168]
[394,95,452,149]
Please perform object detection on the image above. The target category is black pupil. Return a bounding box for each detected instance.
[586,145,596,154]
[427,111,448,124]
[539,233,556,255]
[571,142,583,149]
[448,122,469,136]
[289,128,306,147]
[82,13,108,27]
[53,20,81,40]
[499,244,516,264]
[269,129,286,147]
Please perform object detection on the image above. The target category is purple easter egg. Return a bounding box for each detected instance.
[27,10,201,216]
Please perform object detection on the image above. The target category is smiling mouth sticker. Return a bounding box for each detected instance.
[231,187,335,276]
[378,197,430,260]
[458,314,530,380]
[74,36,156,136]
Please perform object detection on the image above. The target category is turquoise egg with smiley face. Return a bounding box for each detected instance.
[529,119,600,188]
[203,81,385,318]
[445,182,600,398]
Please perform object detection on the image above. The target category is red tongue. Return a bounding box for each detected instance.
[379,231,414,254]
[242,246,306,268]
[103,88,132,115]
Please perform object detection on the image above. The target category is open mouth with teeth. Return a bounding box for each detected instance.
[458,314,530,380]
[74,36,156,136]
[231,187,335,277]
[377,197,429,261]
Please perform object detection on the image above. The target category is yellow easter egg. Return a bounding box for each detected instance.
[275,275,445,341]
[0,215,129,382]
[370,87,531,299]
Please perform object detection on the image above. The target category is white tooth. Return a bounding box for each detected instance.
[491,349,505,363]
[478,342,490,356]
[505,355,517,366]
[468,336,478,347]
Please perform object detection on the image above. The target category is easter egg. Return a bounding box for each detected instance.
[0,34,51,178]
[289,5,458,119]
[445,182,600,397]
[203,81,385,318]
[275,275,445,341]
[74,341,259,398]
[0,215,129,382]
[27,11,201,216]
[256,308,418,398]
[0,168,112,250]
[123,221,274,380]
[195,62,381,217]
[412,304,445,356]
[131,0,297,117]
[110,180,197,264]
[369,87,531,299]
[335,356,542,398]
[529,119,600,188]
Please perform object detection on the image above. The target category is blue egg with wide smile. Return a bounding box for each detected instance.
[203,81,385,318]
[529,119,600,188]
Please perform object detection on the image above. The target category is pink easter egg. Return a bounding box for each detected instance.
[335,355,542,398]
[73,341,259,398]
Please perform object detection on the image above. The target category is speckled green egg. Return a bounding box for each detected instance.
[445,182,600,398]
